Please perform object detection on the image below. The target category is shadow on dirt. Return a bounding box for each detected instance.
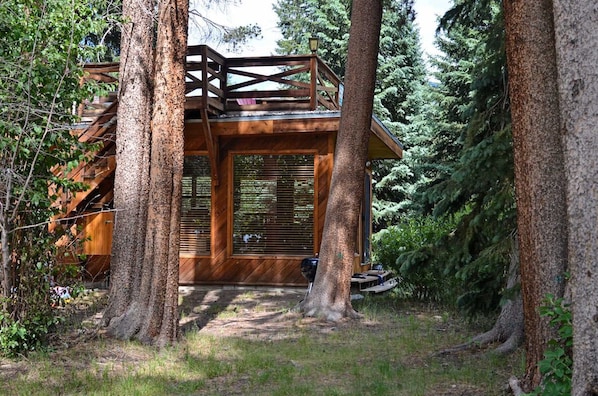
[177,286,306,336]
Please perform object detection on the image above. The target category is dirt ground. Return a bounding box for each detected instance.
[56,286,354,343]
[178,286,317,339]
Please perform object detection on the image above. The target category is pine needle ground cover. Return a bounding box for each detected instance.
[0,288,523,395]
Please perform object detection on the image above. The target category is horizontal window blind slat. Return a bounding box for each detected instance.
[233,154,315,256]
[180,156,211,255]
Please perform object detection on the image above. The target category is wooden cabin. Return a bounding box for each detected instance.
[58,45,403,287]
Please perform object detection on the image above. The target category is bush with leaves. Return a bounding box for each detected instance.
[372,215,463,304]
[0,0,114,357]
[526,294,572,396]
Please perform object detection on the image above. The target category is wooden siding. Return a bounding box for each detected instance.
[82,212,114,255]
[179,124,333,286]
[78,117,372,286]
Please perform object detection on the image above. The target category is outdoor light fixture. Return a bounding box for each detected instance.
[309,36,319,53]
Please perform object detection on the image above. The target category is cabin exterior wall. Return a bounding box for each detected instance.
[179,123,334,285]
[78,119,374,286]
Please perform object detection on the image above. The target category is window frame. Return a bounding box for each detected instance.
[228,150,318,258]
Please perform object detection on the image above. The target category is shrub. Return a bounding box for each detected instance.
[0,228,82,357]
[373,215,463,305]
[527,294,572,396]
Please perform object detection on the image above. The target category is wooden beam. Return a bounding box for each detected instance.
[200,109,220,186]
[310,55,318,110]
[209,117,340,136]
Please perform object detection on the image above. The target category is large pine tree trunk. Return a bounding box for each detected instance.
[104,0,188,346]
[301,0,382,321]
[103,0,154,330]
[503,0,568,391]
[135,0,189,346]
[552,2,598,393]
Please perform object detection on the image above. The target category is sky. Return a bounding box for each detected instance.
[190,0,453,62]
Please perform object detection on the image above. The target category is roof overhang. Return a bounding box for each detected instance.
[187,111,403,160]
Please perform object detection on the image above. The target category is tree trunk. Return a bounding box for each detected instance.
[1,218,11,304]
[103,0,188,346]
[135,0,189,346]
[552,2,598,394]
[503,0,568,391]
[300,0,382,321]
[103,0,154,330]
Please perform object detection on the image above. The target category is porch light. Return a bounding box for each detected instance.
[309,36,319,53]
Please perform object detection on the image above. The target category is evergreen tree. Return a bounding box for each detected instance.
[416,0,516,314]
[274,0,429,228]
[371,0,430,228]
[275,0,350,77]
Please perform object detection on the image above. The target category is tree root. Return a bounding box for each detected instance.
[300,298,363,322]
[434,321,523,356]
[508,376,525,396]
[437,244,524,356]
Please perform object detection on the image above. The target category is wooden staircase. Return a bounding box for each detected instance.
[53,85,118,223]
[351,270,398,294]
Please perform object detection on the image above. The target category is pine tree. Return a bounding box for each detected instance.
[274,0,429,228]
[371,0,430,228]
[414,0,515,314]
[275,0,350,76]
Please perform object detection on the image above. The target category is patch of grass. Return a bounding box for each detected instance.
[0,290,523,396]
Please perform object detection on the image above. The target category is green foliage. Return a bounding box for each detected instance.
[405,0,515,315]
[0,0,114,356]
[527,295,572,396]
[0,313,29,357]
[373,215,463,304]
[274,0,429,228]
[274,0,350,76]
[371,0,432,227]
[0,302,62,358]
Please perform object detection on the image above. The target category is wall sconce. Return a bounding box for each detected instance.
[309,36,319,53]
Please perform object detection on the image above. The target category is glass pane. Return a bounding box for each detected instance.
[180,156,211,255]
[233,154,314,255]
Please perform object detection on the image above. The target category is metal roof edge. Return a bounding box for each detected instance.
[372,113,404,150]
[187,110,341,124]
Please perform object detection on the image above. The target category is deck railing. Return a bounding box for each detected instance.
[81,45,342,121]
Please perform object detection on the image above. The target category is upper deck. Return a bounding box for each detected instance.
[81,45,341,118]
[78,45,402,161]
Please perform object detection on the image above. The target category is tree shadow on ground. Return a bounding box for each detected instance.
[177,286,306,336]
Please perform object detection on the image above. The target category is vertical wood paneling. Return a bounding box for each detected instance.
[179,131,331,286]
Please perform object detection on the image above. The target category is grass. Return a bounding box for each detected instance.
[0,290,524,395]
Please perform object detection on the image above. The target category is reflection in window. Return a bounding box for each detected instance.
[233,154,314,255]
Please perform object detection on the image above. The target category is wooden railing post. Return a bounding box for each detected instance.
[200,45,209,111]
[222,58,228,111]
[310,54,318,110]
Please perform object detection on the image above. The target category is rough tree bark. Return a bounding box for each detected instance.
[300,0,382,321]
[503,0,569,391]
[102,0,154,330]
[104,0,189,346]
[552,1,598,394]
[135,0,189,346]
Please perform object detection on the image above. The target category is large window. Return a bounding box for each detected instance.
[233,154,314,255]
[180,156,211,255]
